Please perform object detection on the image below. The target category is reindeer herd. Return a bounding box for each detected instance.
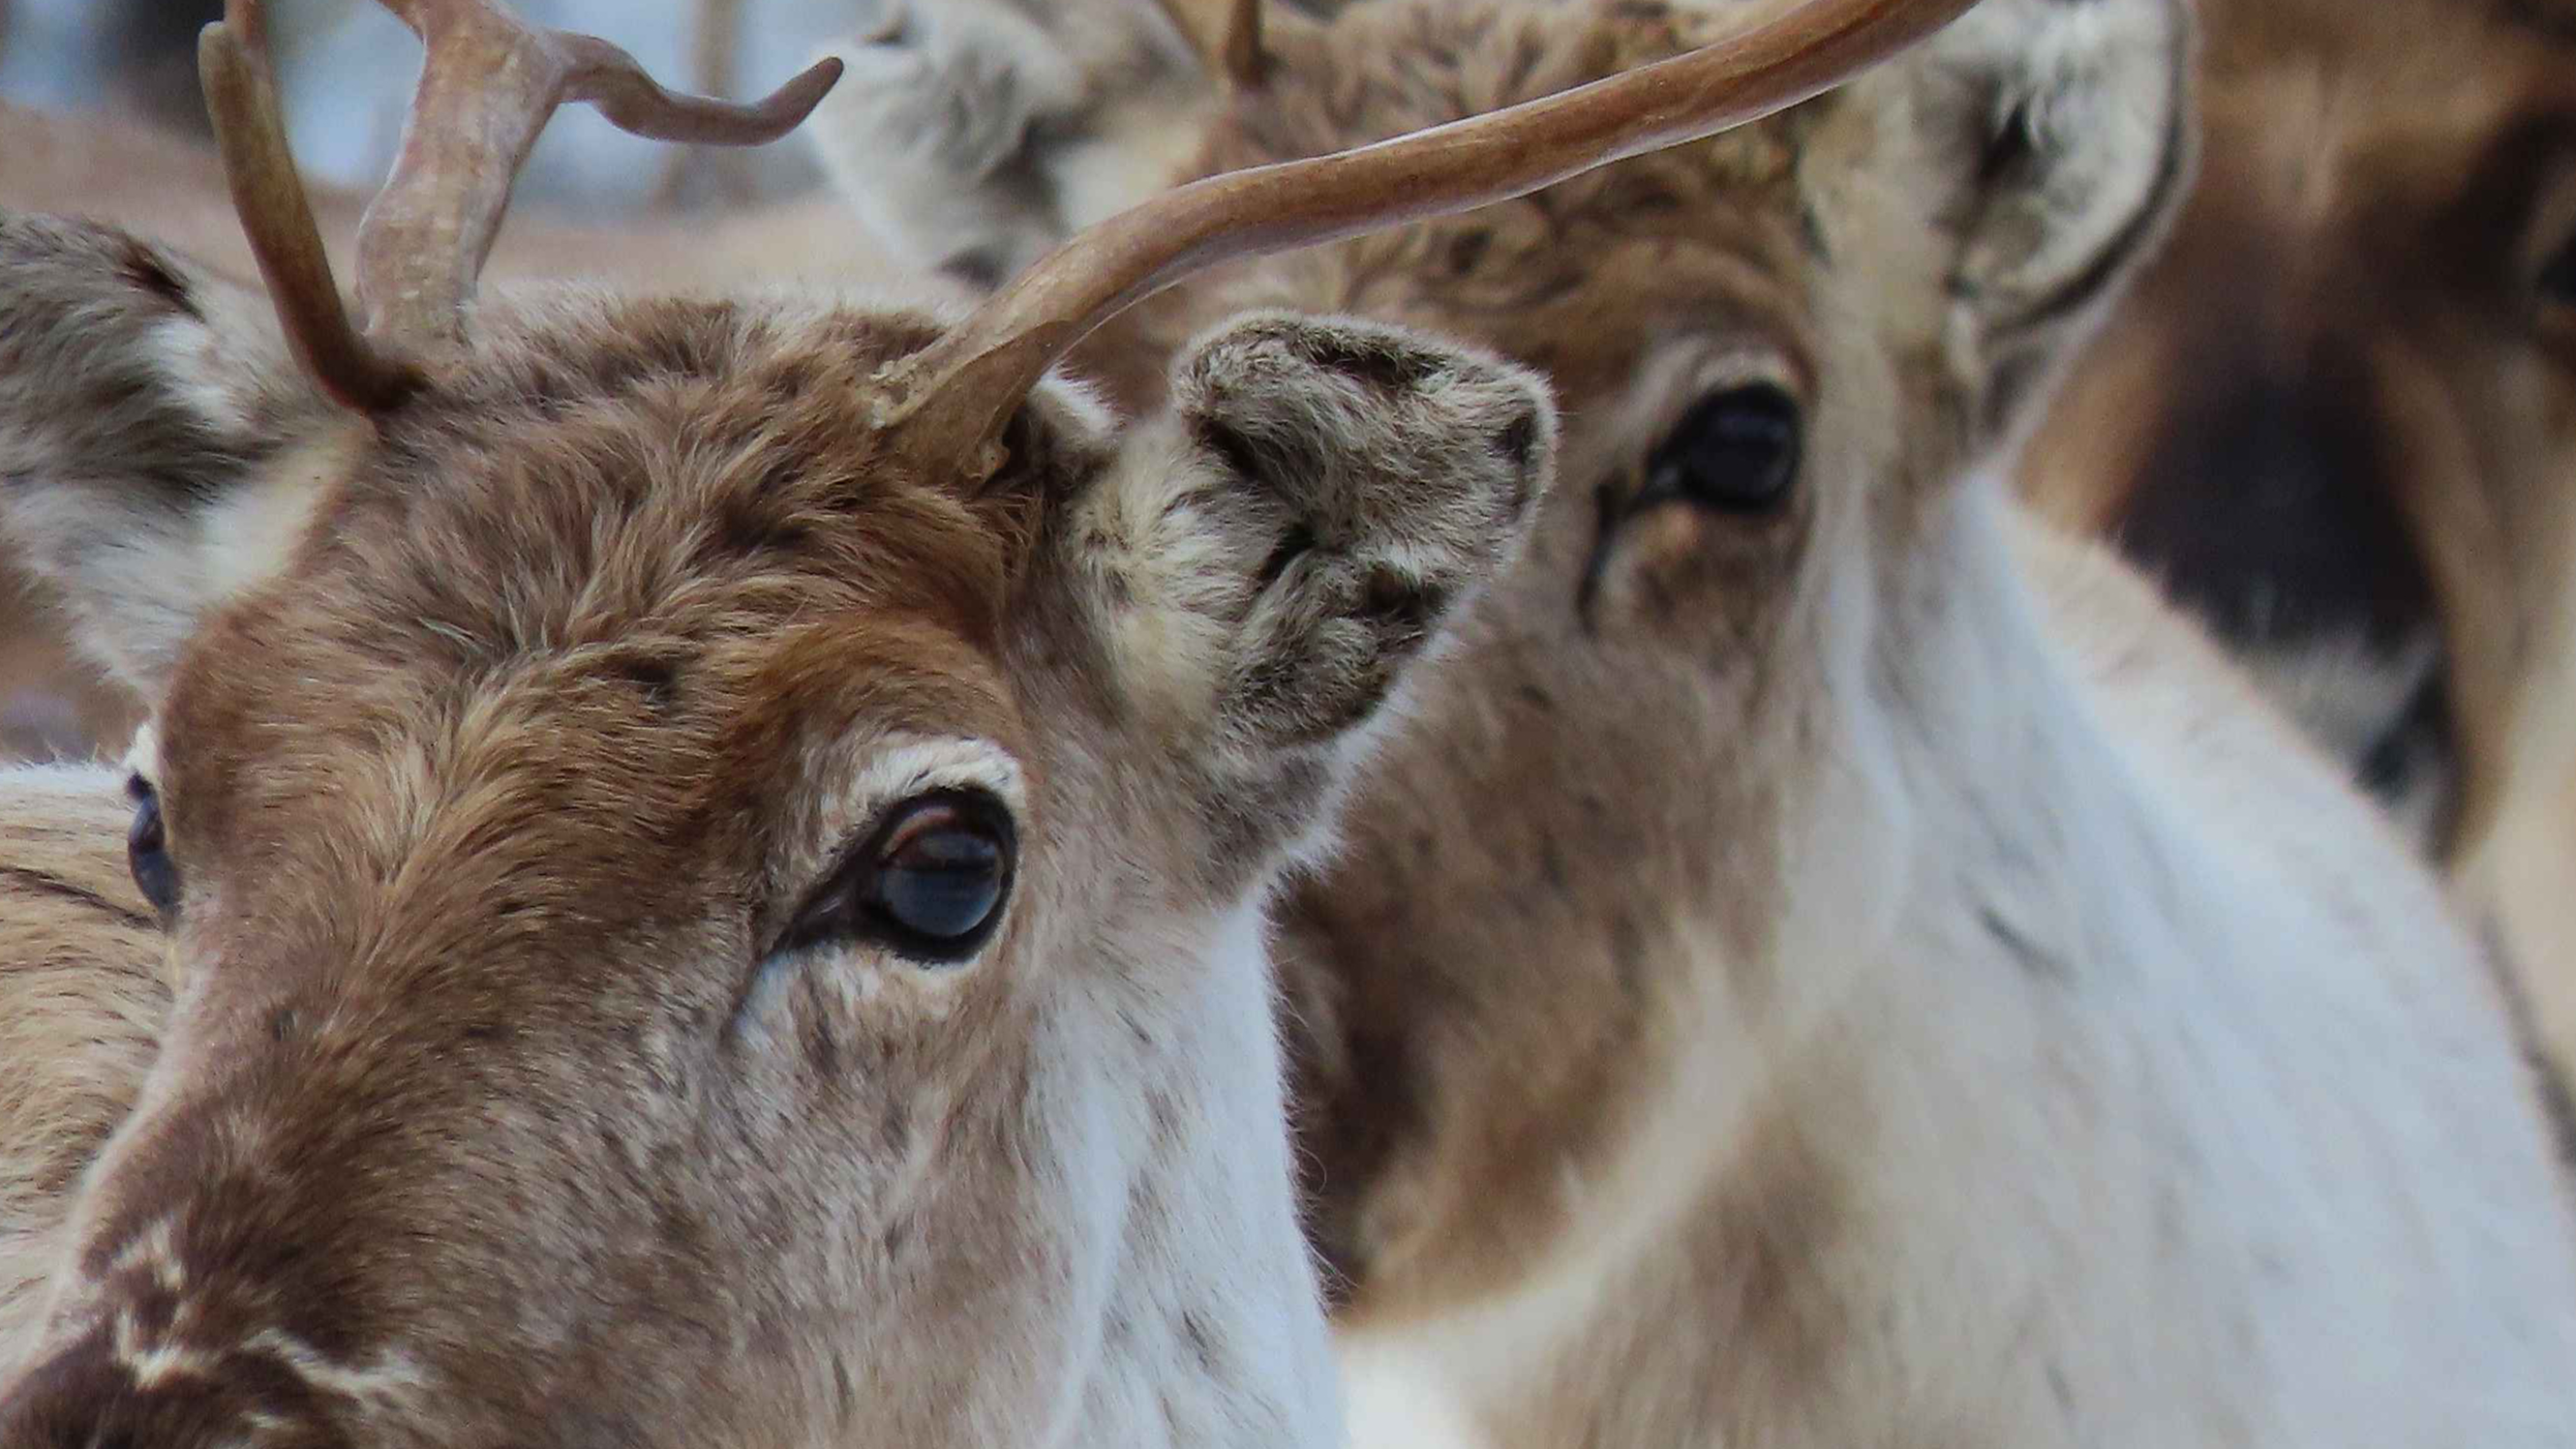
[0,0,2569,1446]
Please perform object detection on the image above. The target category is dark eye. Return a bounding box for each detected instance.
[126,774,179,919]
[1646,383,1803,513]
[786,791,1015,966]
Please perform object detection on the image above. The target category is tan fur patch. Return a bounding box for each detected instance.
[0,768,167,1374]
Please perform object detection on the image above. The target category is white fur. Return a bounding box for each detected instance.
[1035,899,1345,1447]
[797,1,2576,1440]
[1353,477,2576,1445]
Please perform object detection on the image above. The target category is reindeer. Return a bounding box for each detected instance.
[0,0,1974,1441]
[2013,0,2576,1095]
[803,0,2576,1441]
[2021,0,2576,860]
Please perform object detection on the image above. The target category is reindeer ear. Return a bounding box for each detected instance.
[1900,0,2193,430]
[0,216,342,699]
[1062,312,1553,768]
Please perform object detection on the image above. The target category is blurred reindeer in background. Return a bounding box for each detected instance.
[804,0,1341,287]
[2017,0,2576,1081]
[0,1,221,136]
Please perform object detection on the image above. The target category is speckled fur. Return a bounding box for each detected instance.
[0,207,1553,1447]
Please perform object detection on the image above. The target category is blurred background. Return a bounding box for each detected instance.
[0,0,873,207]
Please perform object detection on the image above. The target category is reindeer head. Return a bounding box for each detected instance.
[812,0,2189,1322]
[0,0,1971,1443]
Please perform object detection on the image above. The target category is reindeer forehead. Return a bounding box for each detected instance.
[1213,0,1819,373]
[156,296,1032,846]
[1240,0,1810,195]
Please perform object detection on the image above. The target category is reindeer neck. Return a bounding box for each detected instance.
[1815,465,2293,1066]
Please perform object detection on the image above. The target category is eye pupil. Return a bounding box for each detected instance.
[875,828,1008,947]
[126,776,179,918]
[1650,383,1803,512]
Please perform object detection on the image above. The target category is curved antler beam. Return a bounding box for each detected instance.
[884,0,1979,476]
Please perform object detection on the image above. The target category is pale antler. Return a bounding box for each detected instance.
[881,0,1978,479]
[653,0,756,206]
[197,0,841,411]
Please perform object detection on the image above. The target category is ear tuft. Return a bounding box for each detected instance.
[113,238,206,321]
[1172,317,1554,580]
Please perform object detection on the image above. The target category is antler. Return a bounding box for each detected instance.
[882,0,1977,479]
[197,0,841,410]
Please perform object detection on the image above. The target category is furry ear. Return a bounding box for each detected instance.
[1063,313,1554,767]
[1900,0,2194,431]
[0,215,343,699]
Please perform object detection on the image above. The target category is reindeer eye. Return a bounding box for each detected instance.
[870,798,1013,954]
[1648,383,1803,514]
[126,774,178,919]
[787,791,1015,966]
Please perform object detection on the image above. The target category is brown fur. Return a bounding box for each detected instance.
[0,98,928,769]
[0,201,1555,1445]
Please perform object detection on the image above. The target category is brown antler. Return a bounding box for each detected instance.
[883,0,1977,479]
[197,0,841,411]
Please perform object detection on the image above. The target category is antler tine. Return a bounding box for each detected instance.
[884,0,1977,478]
[200,0,421,410]
[198,0,839,411]
[356,0,842,353]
